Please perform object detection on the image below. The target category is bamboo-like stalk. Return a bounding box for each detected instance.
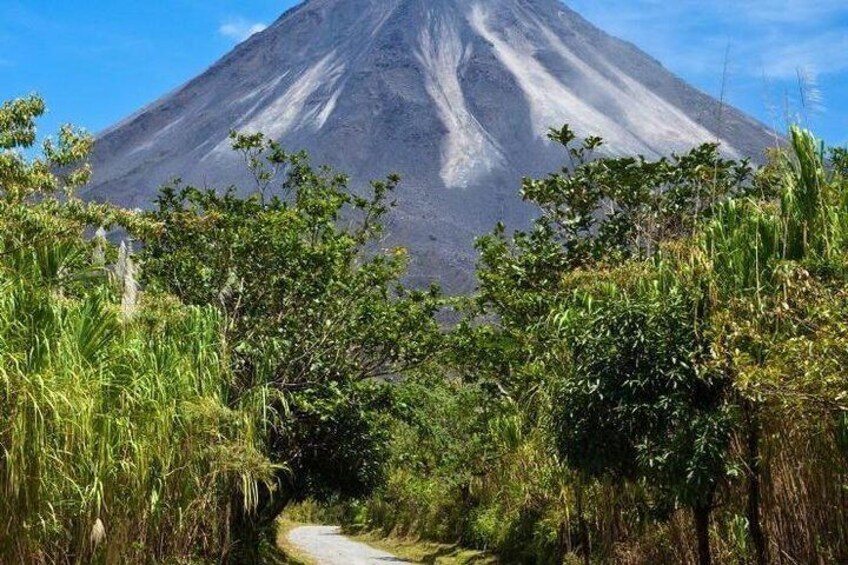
[0,238,266,564]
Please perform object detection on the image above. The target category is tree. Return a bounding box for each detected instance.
[0,95,150,250]
[138,132,442,562]
[0,95,91,199]
[461,125,755,403]
[464,126,755,564]
[549,273,731,565]
[520,124,754,267]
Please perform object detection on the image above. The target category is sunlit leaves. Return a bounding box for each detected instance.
[0,95,93,202]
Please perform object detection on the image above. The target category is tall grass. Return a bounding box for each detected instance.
[0,240,256,564]
[695,126,848,564]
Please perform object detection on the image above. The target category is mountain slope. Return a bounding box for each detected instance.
[86,0,777,290]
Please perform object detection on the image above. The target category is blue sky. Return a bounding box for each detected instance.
[2,0,846,146]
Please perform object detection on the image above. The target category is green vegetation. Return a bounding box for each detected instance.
[141,133,442,563]
[0,96,439,564]
[2,94,847,564]
[0,96,244,564]
[334,126,848,564]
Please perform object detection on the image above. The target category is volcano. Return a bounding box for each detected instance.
[86,0,777,291]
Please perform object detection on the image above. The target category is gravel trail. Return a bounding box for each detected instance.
[287,525,410,565]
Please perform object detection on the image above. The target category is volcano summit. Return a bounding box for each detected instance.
[86,0,776,290]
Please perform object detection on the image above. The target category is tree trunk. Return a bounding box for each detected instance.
[219,498,232,564]
[223,480,291,565]
[693,503,712,565]
[575,482,591,565]
[556,520,568,565]
[223,490,264,565]
[744,401,768,565]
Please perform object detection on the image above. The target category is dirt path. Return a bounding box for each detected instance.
[287,525,411,565]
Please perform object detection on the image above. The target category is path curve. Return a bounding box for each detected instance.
[287,525,411,565]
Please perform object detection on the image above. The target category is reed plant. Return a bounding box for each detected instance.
[0,237,264,564]
[0,95,265,564]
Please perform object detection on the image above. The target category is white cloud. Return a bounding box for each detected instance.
[562,0,848,139]
[758,32,848,79]
[219,18,267,43]
[728,0,848,25]
[565,0,848,79]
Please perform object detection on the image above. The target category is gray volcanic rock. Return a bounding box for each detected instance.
[86,0,777,291]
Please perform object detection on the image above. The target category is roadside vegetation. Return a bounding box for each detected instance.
[1,94,846,564]
[325,126,848,564]
[0,95,440,564]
